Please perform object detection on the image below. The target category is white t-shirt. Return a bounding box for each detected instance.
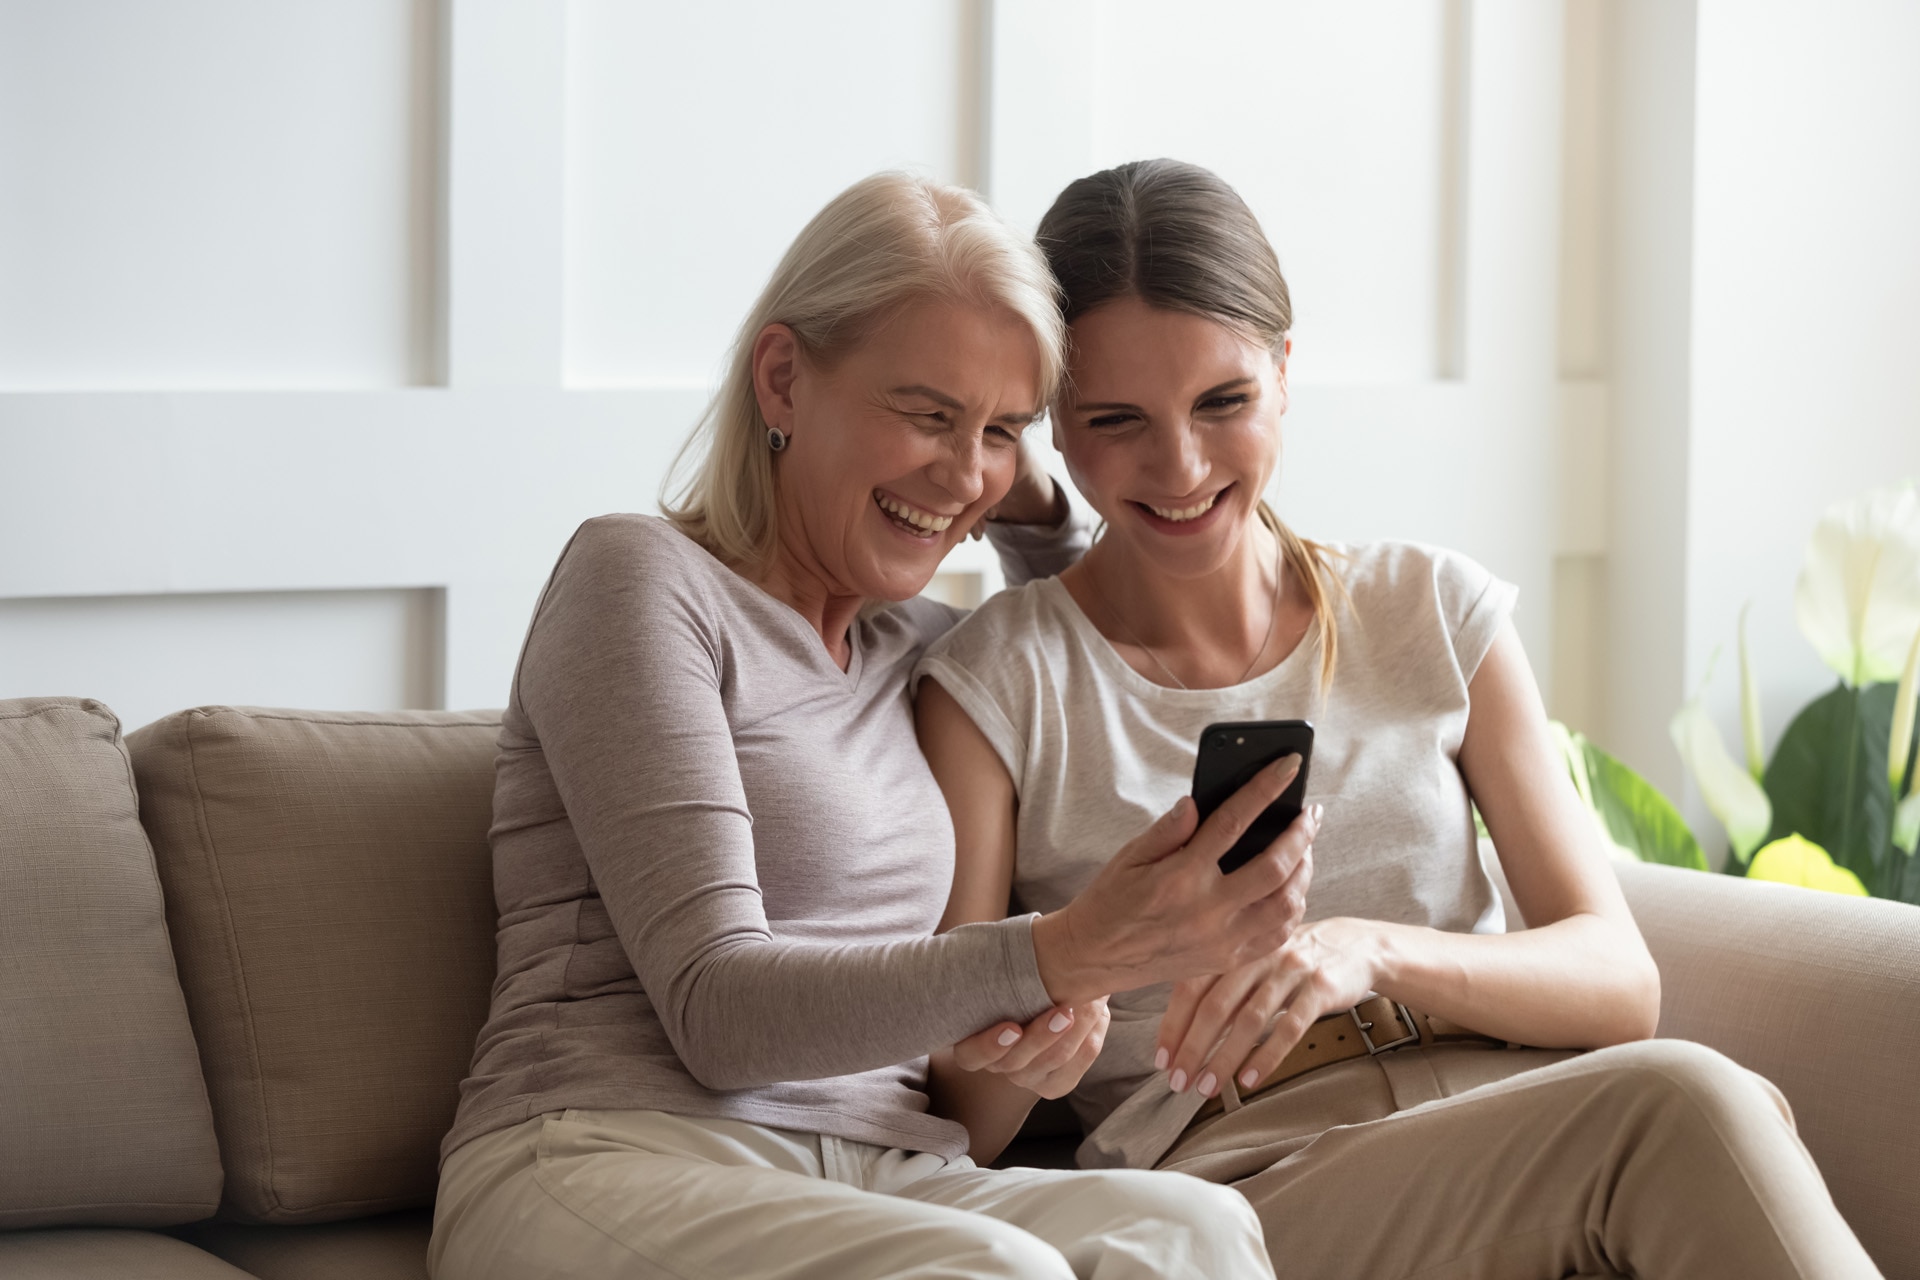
[914,540,1516,1168]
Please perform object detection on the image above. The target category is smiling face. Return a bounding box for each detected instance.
[756,296,1043,603]
[1056,295,1288,578]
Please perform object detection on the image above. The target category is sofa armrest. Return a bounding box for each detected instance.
[1616,860,1920,1276]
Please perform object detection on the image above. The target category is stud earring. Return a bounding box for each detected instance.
[767,427,788,453]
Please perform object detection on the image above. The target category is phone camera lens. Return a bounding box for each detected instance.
[1212,734,1228,749]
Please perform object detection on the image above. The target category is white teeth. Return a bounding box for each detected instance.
[874,492,954,533]
[1146,493,1219,522]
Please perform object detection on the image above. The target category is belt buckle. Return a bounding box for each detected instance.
[1351,999,1419,1054]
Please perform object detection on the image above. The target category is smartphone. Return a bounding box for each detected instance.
[1190,720,1315,873]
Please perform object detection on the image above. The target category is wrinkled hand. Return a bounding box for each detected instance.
[1033,756,1316,1003]
[971,436,1061,535]
[1156,916,1380,1098]
[952,998,1111,1099]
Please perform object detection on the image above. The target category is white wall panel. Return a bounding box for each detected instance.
[563,0,980,387]
[0,587,443,734]
[996,0,1467,384]
[0,0,436,390]
[1680,0,1920,838]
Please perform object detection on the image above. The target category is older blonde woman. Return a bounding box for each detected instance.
[427,174,1314,1280]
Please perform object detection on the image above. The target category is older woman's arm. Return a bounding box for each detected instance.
[518,520,1060,1092]
[981,446,1090,587]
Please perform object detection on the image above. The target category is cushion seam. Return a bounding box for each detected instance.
[189,708,500,730]
[181,713,285,1217]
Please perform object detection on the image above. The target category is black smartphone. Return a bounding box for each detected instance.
[1190,720,1315,873]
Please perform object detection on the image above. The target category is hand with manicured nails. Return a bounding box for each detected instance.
[1030,754,1316,1005]
[949,997,1111,1099]
[1155,913,1380,1100]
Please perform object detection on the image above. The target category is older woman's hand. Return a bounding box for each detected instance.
[973,435,1063,532]
[1031,755,1316,1004]
[950,998,1111,1099]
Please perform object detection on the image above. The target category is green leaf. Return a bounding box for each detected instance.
[1763,681,1896,893]
[1578,734,1709,870]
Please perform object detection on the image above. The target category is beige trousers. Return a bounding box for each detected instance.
[1158,1038,1881,1279]
[430,1107,1273,1280]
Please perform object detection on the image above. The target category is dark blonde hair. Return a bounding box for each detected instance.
[663,173,1064,571]
[1036,159,1344,689]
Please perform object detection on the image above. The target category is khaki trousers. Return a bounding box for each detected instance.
[1158,1038,1881,1280]
[430,1107,1273,1280]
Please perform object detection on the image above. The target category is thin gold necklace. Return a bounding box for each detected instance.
[1091,533,1284,691]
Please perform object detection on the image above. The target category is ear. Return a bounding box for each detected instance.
[1273,336,1292,415]
[752,324,801,435]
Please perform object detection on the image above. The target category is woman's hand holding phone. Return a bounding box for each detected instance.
[948,997,1111,1098]
[1030,754,1317,1005]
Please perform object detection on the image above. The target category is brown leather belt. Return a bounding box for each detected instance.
[1193,995,1504,1119]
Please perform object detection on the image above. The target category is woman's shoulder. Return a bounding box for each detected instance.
[562,512,711,570]
[1321,539,1517,675]
[920,577,1064,670]
[551,513,739,596]
[531,514,740,640]
[1324,540,1508,614]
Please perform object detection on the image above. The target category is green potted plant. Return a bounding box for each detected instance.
[1668,482,1920,899]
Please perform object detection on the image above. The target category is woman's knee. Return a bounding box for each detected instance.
[1089,1170,1268,1265]
[1591,1039,1793,1130]
[947,1219,1079,1280]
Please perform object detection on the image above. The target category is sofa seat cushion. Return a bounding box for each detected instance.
[173,1210,430,1280]
[0,1228,256,1279]
[128,708,502,1225]
[0,698,223,1230]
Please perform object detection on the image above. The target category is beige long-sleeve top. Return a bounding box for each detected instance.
[443,513,1080,1163]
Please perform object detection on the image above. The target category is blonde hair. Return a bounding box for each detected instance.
[1036,159,1346,690]
[662,173,1064,571]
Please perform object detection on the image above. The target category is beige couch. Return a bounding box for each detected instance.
[1,697,1916,1278]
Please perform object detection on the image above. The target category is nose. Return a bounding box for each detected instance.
[926,429,988,506]
[1153,418,1209,494]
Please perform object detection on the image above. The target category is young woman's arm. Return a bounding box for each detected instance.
[916,676,1095,1163]
[1158,620,1661,1099]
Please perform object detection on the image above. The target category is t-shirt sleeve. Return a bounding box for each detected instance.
[516,520,1054,1092]
[1431,548,1520,685]
[913,593,1041,794]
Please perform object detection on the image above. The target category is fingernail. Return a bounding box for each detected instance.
[1169,1068,1188,1093]
[1309,802,1324,828]
[1048,1011,1072,1034]
[1240,1068,1260,1089]
[1197,1071,1217,1097]
[1154,1047,1170,1072]
[998,1027,1021,1047]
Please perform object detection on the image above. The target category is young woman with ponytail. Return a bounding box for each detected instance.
[915,159,1877,1278]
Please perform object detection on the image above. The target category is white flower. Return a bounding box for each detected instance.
[1671,692,1773,864]
[1739,603,1764,780]
[1794,482,1920,686]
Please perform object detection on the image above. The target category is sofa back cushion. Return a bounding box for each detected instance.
[0,697,224,1229]
[128,707,501,1224]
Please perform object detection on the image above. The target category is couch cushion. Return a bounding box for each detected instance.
[0,698,224,1230]
[0,1228,256,1279]
[128,708,502,1225]
[173,1209,430,1280]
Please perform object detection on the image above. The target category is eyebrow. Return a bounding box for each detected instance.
[1074,376,1258,413]
[890,384,1040,427]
